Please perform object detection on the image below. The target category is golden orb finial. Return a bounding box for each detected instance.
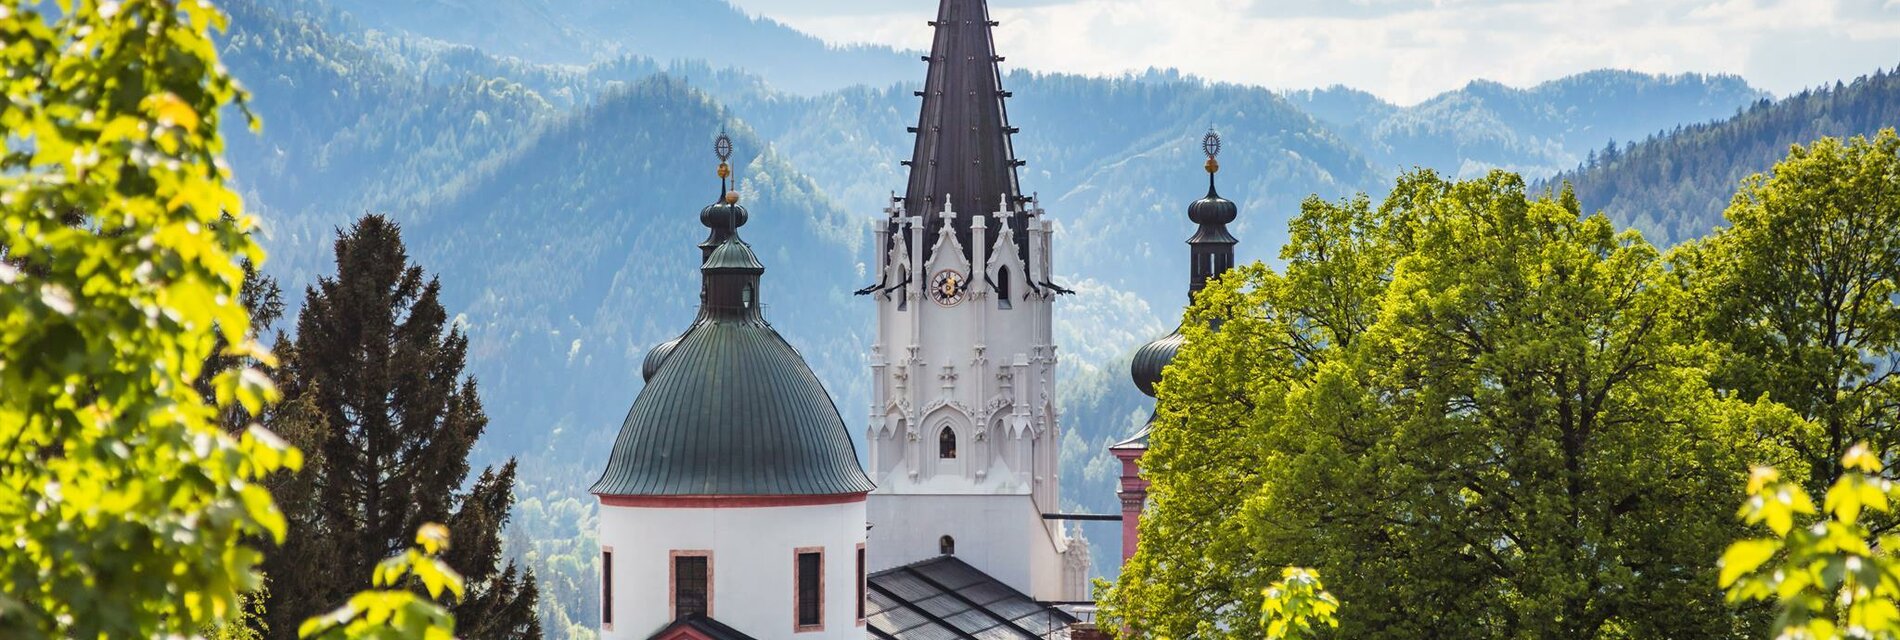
[714,129,735,181]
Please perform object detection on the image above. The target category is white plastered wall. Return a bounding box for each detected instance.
[599,500,867,640]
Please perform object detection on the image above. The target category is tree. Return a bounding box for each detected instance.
[1103,170,1801,638]
[0,0,299,636]
[1678,130,1900,493]
[1721,444,1900,639]
[1261,569,1339,640]
[264,215,540,639]
[301,523,465,640]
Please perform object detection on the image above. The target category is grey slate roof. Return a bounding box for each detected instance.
[902,0,1030,264]
[867,556,1078,639]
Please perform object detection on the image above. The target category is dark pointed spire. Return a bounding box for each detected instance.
[903,0,1028,262]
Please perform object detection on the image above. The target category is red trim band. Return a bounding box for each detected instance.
[596,493,868,508]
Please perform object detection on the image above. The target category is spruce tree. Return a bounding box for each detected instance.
[265,214,541,639]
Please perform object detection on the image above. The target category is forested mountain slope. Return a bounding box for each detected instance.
[1550,66,1900,245]
[221,0,561,284]
[1288,70,1768,178]
[320,0,916,93]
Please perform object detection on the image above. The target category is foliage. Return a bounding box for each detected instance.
[262,214,540,638]
[203,586,271,640]
[1552,68,1900,246]
[1721,444,1900,639]
[0,0,301,636]
[1261,568,1339,640]
[1102,169,1801,638]
[300,523,463,640]
[1677,130,1900,493]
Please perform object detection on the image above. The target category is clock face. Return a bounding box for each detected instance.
[929,269,966,307]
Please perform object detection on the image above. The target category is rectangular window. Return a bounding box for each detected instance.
[795,548,824,631]
[672,551,711,619]
[856,545,867,622]
[602,548,614,628]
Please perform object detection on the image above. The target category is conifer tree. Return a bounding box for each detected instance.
[265,215,541,639]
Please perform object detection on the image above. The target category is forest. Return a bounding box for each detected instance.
[5,0,1899,638]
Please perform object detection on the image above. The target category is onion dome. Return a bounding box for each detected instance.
[595,133,874,497]
[1130,330,1183,398]
[1119,129,1242,451]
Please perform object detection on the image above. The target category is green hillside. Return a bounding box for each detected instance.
[321,0,917,93]
[1550,66,1900,245]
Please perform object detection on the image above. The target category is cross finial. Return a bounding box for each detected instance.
[940,194,957,222]
[1202,126,1223,175]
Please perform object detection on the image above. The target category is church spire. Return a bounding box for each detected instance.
[697,130,764,321]
[903,0,1027,262]
[1186,128,1238,296]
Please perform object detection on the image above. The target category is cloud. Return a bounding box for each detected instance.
[725,0,1900,104]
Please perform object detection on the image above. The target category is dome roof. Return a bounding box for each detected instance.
[1188,182,1239,245]
[1189,188,1237,226]
[595,177,872,498]
[641,335,684,382]
[594,317,875,496]
[1130,328,1185,398]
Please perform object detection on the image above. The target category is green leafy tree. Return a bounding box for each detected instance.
[0,0,299,636]
[1678,130,1900,492]
[301,523,463,640]
[1721,444,1900,639]
[204,587,271,640]
[1261,569,1339,640]
[265,215,540,639]
[1104,170,1801,638]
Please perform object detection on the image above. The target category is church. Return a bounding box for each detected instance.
[589,0,1240,637]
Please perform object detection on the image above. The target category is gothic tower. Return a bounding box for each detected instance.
[857,0,1090,601]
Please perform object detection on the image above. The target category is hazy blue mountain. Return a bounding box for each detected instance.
[1549,67,1900,246]
[1288,70,1769,178]
[317,0,917,94]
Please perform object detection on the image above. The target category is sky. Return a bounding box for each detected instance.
[723,0,1900,105]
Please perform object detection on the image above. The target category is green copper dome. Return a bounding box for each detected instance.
[593,192,874,497]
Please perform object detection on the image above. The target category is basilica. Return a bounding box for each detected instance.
[589,0,1240,637]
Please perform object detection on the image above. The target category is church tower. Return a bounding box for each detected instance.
[857,0,1090,602]
[1113,129,1239,565]
[594,135,876,639]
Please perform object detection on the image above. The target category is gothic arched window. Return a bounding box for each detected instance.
[940,535,956,555]
[938,426,957,459]
[741,284,755,308]
[996,266,1012,310]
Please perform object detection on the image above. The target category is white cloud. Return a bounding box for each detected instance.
[727,0,1900,104]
